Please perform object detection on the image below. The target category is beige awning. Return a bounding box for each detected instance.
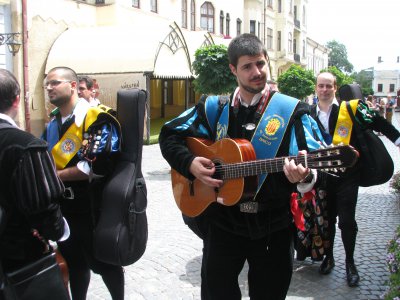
[45,23,231,79]
[45,24,191,78]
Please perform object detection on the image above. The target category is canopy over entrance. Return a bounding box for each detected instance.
[45,22,228,79]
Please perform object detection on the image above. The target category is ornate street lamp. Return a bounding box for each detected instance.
[0,33,21,56]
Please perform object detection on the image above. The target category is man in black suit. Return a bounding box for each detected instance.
[311,72,400,287]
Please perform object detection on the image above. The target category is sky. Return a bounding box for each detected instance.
[307,0,400,72]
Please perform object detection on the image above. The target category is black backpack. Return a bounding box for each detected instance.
[93,89,148,266]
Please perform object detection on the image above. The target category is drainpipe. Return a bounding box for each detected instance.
[22,0,30,132]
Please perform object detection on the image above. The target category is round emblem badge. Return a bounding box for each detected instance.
[61,138,76,153]
[265,118,281,136]
[337,125,349,138]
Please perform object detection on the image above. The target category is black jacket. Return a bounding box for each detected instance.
[0,120,65,271]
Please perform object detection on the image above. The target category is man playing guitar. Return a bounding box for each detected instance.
[159,34,327,299]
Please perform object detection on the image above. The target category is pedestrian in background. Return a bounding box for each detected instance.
[78,75,101,107]
[42,66,124,300]
[0,68,69,298]
[386,94,396,124]
[311,72,400,287]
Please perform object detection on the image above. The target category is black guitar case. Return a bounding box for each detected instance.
[339,84,394,187]
[94,88,148,266]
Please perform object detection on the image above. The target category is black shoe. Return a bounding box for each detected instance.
[319,256,335,275]
[346,263,360,287]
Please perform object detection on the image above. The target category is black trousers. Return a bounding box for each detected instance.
[58,213,124,300]
[325,171,360,263]
[201,224,293,300]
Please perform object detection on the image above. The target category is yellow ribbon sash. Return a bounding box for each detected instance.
[332,99,358,146]
[52,107,106,170]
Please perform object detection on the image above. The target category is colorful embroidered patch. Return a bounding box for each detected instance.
[265,117,281,136]
[336,125,349,138]
[61,138,76,153]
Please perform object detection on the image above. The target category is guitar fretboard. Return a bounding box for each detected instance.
[215,151,342,180]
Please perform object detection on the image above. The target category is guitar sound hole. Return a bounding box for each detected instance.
[212,161,222,180]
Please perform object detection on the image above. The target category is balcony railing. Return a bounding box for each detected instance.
[96,0,105,4]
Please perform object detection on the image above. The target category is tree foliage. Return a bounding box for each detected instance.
[192,44,237,95]
[320,66,353,89]
[326,40,354,74]
[351,70,374,96]
[277,64,315,100]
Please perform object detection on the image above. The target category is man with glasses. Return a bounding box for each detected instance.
[311,72,400,287]
[42,67,124,300]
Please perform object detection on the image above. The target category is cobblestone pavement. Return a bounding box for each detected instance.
[87,113,400,300]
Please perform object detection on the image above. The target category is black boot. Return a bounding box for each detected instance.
[319,256,335,275]
[346,262,360,287]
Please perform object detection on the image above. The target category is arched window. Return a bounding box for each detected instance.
[191,0,196,30]
[236,18,242,36]
[220,11,224,34]
[200,2,214,33]
[226,13,230,36]
[182,0,187,28]
[151,0,157,12]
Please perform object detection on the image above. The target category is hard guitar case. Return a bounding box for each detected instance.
[94,89,148,266]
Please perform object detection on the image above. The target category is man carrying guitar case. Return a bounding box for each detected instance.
[311,74,400,287]
[94,88,148,267]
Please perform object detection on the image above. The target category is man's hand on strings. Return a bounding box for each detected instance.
[283,150,310,183]
[189,157,223,188]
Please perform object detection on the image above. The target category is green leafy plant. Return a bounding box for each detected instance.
[384,225,400,300]
[192,44,237,95]
[277,64,315,100]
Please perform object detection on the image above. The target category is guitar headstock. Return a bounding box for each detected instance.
[307,145,359,171]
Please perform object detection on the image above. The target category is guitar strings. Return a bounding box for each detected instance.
[213,151,343,178]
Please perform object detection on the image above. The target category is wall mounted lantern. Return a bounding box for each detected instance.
[0,33,21,56]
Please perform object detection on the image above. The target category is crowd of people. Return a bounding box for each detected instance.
[365,94,397,124]
[1,33,400,299]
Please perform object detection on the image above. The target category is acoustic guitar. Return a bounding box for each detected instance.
[171,137,358,217]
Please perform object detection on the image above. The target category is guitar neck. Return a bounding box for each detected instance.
[219,155,306,180]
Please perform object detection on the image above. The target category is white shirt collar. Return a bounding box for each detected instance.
[231,86,269,108]
[73,98,91,127]
[316,98,339,115]
[0,113,18,128]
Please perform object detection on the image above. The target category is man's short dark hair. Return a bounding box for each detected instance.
[228,33,268,67]
[78,75,94,90]
[0,69,20,113]
[47,66,79,83]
